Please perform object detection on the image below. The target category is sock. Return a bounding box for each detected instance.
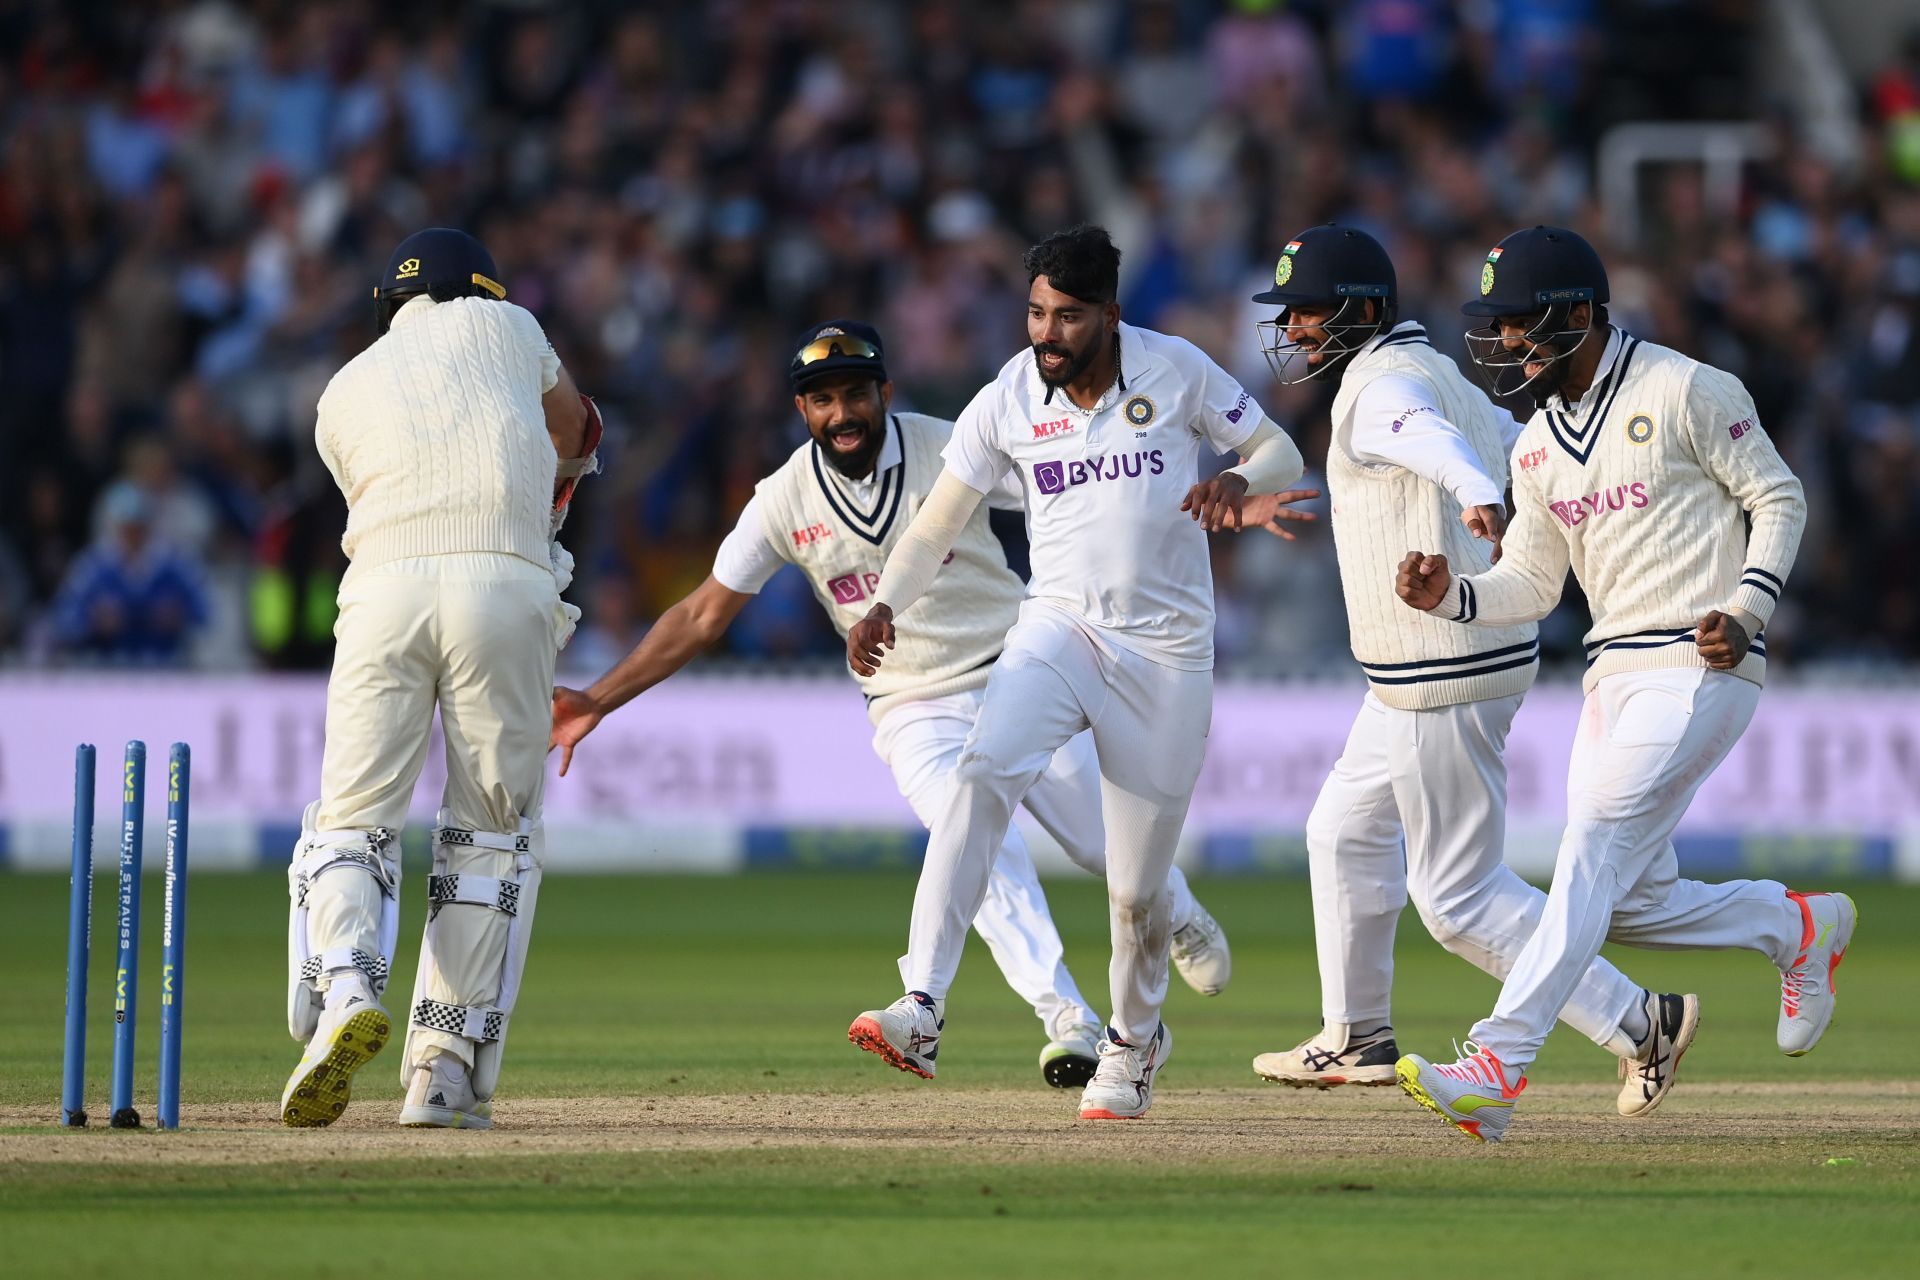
[1620,993,1652,1046]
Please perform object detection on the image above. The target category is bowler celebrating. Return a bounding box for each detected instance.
[846,225,1308,1120]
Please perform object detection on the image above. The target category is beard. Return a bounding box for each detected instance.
[814,414,886,479]
[1522,346,1577,409]
[1032,334,1102,388]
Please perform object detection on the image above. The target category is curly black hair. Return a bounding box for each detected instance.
[1022,224,1121,305]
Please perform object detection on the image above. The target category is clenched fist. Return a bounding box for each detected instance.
[1694,610,1750,670]
[847,603,897,676]
[1396,551,1452,612]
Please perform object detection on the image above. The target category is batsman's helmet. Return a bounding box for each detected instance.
[375,227,506,335]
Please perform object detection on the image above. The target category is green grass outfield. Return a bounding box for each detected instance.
[2,872,1915,1278]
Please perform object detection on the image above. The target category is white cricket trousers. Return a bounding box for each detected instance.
[904,602,1212,1046]
[315,551,558,1066]
[1474,668,1800,1071]
[1310,691,1643,1053]
[873,688,1203,1041]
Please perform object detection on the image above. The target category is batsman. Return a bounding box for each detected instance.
[281,228,600,1128]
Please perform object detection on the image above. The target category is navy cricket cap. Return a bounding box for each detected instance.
[1252,223,1396,308]
[789,320,888,392]
[1463,225,1609,318]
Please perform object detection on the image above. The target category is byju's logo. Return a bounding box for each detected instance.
[1034,450,1165,496]
[828,573,876,605]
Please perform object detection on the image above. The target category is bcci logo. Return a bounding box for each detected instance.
[1274,240,1301,287]
[396,257,421,280]
[1480,246,1502,297]
[1626,414,1655,445]
[1123,395,1156,430]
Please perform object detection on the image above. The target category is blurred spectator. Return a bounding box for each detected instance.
[0,0,1913,682]
[50,482,209,665]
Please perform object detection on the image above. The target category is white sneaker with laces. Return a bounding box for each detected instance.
[1777,891,1856,1056]
[848,992,942,1078]
[1617,992,1700,1118]
[280,980,391,1129]
[1253,1024,1398,1088]
[1078,1024,1172,1120]
[1169,904,1231,996]
[398,1053,493,1129]
[1039,1022,1103,1089]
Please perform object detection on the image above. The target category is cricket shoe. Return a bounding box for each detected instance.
[281,986,392,1128]
[1040,1022,1103,1089]
[398,1053,492,1129]
[1616,992,1700,1118]
[848,992,941,1079]
[1778,891,1856,1056]
[1079,1023,1172,1120]
[1253,1024,1398,1088]
[1396,1041,1527,1143]
[1170,902,1231,996]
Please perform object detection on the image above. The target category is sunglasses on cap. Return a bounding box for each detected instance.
[792,334,882,367]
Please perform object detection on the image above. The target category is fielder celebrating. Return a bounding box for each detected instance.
[1240,225,1686,1116]
[548,320,1233,1089]
[845,225,1309,1119]
[1394,225,1854,1142]
[283,228,599,1128]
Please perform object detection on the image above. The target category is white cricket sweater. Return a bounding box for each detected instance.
[1327,324,1538,710]
[751,413,1025,724]
[1434,330,1805,693]
[315,295,561,571]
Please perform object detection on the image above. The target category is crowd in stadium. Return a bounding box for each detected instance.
[2,0,1917,677]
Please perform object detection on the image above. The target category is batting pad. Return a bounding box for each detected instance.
[402,808,543,1101]
[286,800,401,1042]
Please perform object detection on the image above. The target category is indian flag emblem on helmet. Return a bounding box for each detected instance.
[1275,241,1301,287]
[1480,246,1503,297]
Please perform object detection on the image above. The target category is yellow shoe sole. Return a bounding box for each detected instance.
[1396,1057,1486,1142]
[282,1008,392,1129]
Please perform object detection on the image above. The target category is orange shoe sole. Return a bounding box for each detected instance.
[848,1016,934,1079]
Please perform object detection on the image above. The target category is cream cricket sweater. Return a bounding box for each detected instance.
[753,413,1025,724]
[1328,324,1538,710]
[1434,330,1805,693]
[315,295,561,571]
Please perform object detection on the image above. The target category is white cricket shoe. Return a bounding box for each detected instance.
[1778,891,1856,1056]
[1039,1022,1103,1089]
[398,1053,493,1129]
[848,992,941,1079]
[1396,1041,1527,1143]
[281,985,392,1129]
[1617,992,1700,1118]
[1170,903,1231,996]
[1078,1024,1172,1120]
[1253,1024,1399,1088]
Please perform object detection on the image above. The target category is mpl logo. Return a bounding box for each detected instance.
[1033,449,1165,495]
[1032,418,1075,440]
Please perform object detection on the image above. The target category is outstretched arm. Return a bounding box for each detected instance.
[551,575,754,774]
[847,470,985,675]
